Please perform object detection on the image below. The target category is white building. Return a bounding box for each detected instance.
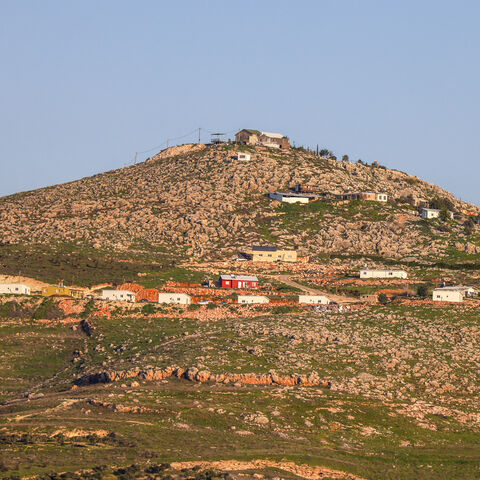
[298,294,330,305]
[237,295,269,304]
[421,208,454,220]
[236,152,251,161]
[433,286,478,303]
[269,192,316,204]
[101,289,136,302]
[359,269,408,279]
[421,208,440,219]
[0,283,31,295]
[376,193,388,202]
[157,293,191,305]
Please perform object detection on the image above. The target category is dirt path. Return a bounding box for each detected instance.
[170,459,365,480]
[274,275,358,304]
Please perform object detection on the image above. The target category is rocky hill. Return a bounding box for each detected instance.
[1,143,478,263]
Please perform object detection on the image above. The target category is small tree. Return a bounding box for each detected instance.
[439,208,451,222]
[378,293,388,304]
[342,154,349,162]
[416,284,428,298]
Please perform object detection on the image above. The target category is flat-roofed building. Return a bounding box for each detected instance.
[241,246,297,263]
[42,285,84,299]
[101,290,136,302]
[237,295,269,304]
[157,293,191,305]
[269,192,316,204]
[0,283,30,295]
[298,294,330,305]
[359,269,408,279]
[433,286,478,303]
[220,275,258,289]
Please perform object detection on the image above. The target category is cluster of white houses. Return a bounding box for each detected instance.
[100,289,192,305]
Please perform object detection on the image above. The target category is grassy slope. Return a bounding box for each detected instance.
[1,304,479,479]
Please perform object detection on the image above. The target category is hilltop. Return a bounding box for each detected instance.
[0,144,479,273]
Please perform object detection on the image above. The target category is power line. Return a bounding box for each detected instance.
[136,128,200,155]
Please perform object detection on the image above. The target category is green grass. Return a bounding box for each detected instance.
[1,303,480,479]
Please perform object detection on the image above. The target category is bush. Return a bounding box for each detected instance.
[416,284,428,298]
[378,293,388,304]
[430,196,454,212]
[141,303,156,315]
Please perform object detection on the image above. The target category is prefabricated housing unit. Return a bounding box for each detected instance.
[101,290,136,302]
[0,283,30,295]
[241,246,297,263]
[432,286,478,303]
[237,295,269,304]
[268,192,315,204]
[157,293,191,305]
[220,275,258,289]
[359,269,408,279]
[298,295,330,305]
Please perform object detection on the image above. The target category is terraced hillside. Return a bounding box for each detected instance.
[1,143,479,277]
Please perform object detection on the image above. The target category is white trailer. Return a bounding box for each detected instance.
[101,290,136,302]
[268,192,314,204]
[158,293,191,305]
[237,295,269,304]
[298,294,330,305]
[360,269,408,279]
[0,283,31,295]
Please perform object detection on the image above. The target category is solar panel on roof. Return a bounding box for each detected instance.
[252,246,278,252]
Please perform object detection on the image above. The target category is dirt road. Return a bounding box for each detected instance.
[274,275,358,304]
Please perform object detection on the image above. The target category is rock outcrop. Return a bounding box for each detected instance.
[75,365,331,388]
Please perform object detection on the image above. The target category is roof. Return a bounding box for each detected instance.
[252,246,278,252]
[238,295,269,299]
[422,208,440,212]
[434,286,477,292]
[102,289,135,295]
[239,129,260,135]
[158,292,191,297]
[220,275,258,282]
[261,131,285,139]
[361,269,407,273]
[271,192,316,199]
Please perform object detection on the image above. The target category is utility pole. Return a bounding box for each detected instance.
[166,139,170,148]
[134,152,138,164]
[198,127,201,144]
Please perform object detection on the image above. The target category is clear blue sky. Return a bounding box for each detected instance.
[1,1,479,203]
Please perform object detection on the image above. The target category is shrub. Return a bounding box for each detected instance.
[378,293,388,304]
[416,284,428,298]
[142,303,156,315]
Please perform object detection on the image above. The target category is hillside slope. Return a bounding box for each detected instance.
[0,143,478,263]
